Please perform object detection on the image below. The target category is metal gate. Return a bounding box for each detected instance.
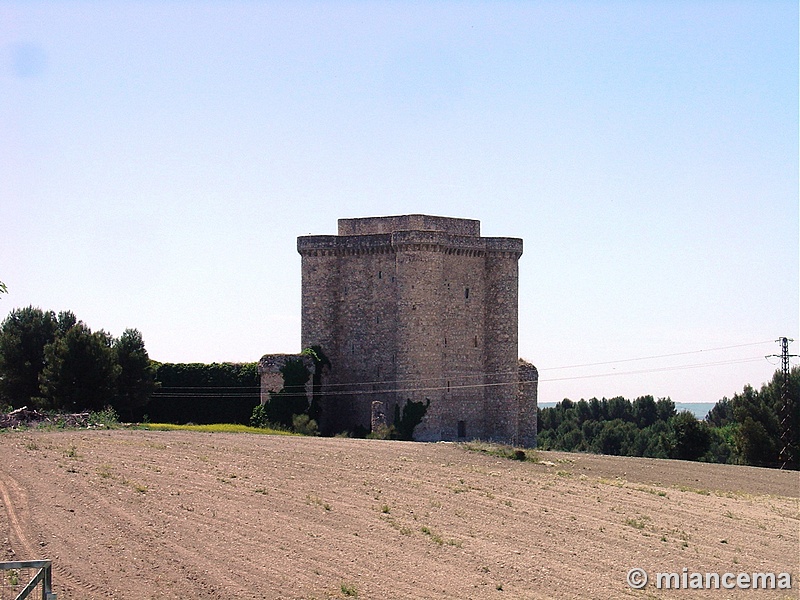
[0,561,56,600]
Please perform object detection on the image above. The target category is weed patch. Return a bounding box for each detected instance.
[141,423,296,435]
[461,441,539,463]
[340,582,358,597]
[306,494,332,511]
[624,515,651,530]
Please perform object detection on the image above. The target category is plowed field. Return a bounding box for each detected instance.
[0,430,797,599]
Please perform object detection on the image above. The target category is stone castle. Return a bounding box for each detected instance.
[260,214,538,446]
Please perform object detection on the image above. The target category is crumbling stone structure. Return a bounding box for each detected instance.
[295,214,537,446]
[257,353,315,405]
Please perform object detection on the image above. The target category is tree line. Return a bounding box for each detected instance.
[0,306,268,425]
[0,306,157,420]
[537,366,799,470]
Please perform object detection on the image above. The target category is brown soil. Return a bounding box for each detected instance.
[0,430,797,599]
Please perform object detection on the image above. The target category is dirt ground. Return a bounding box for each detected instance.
[0,430,797,599]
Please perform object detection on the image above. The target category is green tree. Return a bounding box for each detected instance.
[655,397,676,422]
[754,367,799,469]
[637,421,671,458]
[632,395,658,428]
[736,416,775,466]
[574,399,591,426]
[588,397,604,421]
[0,306,58,408]
[590,419,637,455]
[558,428,585,451]
[719,369,798,469]
[55,311,77,336]
[703,424,737,464]
[705,397,735,427]
[607,396,632,421]
[731,384,777,437]
[39,323,121,411]
[113,329,157,421]
[668,411,710,461]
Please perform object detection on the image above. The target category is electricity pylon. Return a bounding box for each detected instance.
[767,337,797,469]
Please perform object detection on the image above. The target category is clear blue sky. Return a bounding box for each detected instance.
[2,1,797,405]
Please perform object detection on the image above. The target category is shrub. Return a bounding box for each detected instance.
[367,424,398,440]
[89,406,120,428]
[250,404,269,429]
[292,413,319,436]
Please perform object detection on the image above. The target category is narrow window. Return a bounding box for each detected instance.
[447,380,450,391]
[474,335,478,348]
[378,270,382,279]
[458,420,466,439]
[465,287,470,299]
[444,336,447,347]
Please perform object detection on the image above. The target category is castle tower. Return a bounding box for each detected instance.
[297,215,536,445]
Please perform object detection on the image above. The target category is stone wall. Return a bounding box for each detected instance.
[257,353,314,407]
[518,359,539,447]
[295,215,537,445]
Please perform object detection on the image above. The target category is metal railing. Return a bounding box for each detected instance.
[0,561,56,600]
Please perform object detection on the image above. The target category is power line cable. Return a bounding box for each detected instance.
[151,354,768,398]
[151,341,773,393]
[251,339,775,390]
[537,340,774,371]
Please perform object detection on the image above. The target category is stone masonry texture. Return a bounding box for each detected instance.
[290,214,538,445]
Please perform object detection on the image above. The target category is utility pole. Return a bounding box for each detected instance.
[768,337,797,469]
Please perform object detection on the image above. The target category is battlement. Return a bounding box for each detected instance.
[338,214,480,237]
[298,219,522,258]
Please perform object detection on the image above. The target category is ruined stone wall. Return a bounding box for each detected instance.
[518,359,539,447]
[257,353,314,406]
